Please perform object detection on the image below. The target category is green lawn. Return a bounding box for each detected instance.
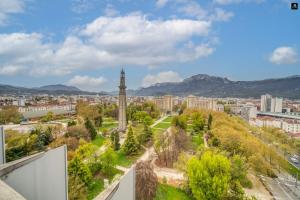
[153,122,171,129]
[115,149,145,167]
[92,135,106,147]
[191,135,204,150]
[155,184,193,200]
[162,116,173,123]
[87,178,104,200]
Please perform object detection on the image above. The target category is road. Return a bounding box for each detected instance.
[261,175,300,200]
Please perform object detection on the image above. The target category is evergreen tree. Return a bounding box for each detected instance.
[85,118,97,140]
[123,126,139,155]
[110,130,120,150]
[208,114,213,130]
[94,115,103,128]
[143,124,153,143]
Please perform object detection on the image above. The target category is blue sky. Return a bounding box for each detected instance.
[0,0,299,91]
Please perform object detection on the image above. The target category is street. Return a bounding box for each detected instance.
[261,175,300,200]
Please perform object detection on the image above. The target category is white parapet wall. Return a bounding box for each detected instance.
[0,145,68,200]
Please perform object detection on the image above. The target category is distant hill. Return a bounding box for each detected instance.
[0,84,106,95]
[36,84,81,92]
[135,74,300,99]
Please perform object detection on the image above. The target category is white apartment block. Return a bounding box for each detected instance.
[186,95,218,111]
[253,117,300,134]
[260,94,282,113]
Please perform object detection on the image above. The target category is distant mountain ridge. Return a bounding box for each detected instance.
[135,74,300,99]
[0,84,106,95]
[35,84,81,92]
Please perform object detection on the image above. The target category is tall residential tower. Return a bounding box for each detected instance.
[118,69,127,132]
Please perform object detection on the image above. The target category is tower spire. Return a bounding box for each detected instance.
[118,68,127,132]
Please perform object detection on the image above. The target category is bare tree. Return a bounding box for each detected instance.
[135,161,158,200]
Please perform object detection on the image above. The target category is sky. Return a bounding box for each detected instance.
[0,0,299,92]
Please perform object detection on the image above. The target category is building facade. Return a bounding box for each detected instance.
[260,94,282,113]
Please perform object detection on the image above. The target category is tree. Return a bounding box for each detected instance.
[143,115,153,126]
[66,125,89,140]
[192,113,205,133]
[68,120,77,127]
[68,156,92,185]
[85,118,97,140]
[135,161,158,200]
[0,106,21,124]
[94,115,103,128]
[110,130,120,150]
[187,151,231,200]
[100,147,117,176]
[172,115,187,130]
[123,126,139,155]
[41,111,54,122]
[208,114,213,130]
[143,124,153,143]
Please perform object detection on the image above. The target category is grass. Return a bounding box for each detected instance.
[87,178,104,200]
[162,116,173,123]
[92,135,106,147]
[192,134,204,149]
[115,149,145,167]
[287,162,300,180]
[154,184,193,200]
[86,168,123,200]
[153,122,171,129]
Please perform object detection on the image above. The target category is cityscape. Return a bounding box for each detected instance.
[0,1,300,200]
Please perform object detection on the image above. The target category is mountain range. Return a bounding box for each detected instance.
[1,75,300,98]
[135,74,300,99]
[0,84,106,95]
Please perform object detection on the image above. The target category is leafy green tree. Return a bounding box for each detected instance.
[67,120,77,127]
[231,155,251,188]
[0,106,21,124]
[123,126,139,155]
[68,156,92,185]
[41,111,54,122]
[143,115,153,126]
[192,114,205,133]
[94,115,103,128]
[110,130,120,150]
[172,115,187,130]
[188,151,231,200]
[85,118,97,140]
[100,147,117,176]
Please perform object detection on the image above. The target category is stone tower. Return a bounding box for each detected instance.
[118,69,127,132]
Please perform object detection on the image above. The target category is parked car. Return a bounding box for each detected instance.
[291,156,299,164]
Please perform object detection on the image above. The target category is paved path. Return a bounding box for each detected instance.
[150,115,169,128]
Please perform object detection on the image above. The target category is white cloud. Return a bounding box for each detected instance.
[142,71,182,87]
[0,0,24,25]
[104,4,119,17]
[214,0,241,4]
[0,14,214,77]
[71,0,94,14]
[210,8,234,22]
[176,1,233,22]
[214,0,265,5]
[67,75,107,92]
[178,1,207,19]
[269,46,298,65]
[0,65,26,75]
[156,0,169,8]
